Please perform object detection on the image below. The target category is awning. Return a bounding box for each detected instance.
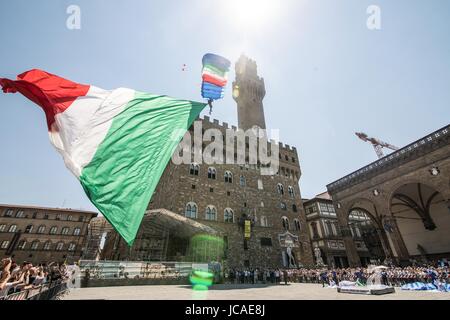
[142,209,220,238]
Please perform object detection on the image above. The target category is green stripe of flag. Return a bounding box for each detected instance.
[80,91,206,245]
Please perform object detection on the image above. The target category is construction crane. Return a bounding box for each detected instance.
[355,132,399,159]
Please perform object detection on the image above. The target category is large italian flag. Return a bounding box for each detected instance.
[0,69,206,245]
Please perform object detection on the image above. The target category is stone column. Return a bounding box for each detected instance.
[341,228,361,267]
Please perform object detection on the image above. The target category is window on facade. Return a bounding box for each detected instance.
[205,206,217,221]
[192,184,196,189]
[43,242,51,251]
[31,241,39,250]
[32,212,37,219]
[292,157,296,163]
[288,186,295,198]
[68,243,76,251]
[239,175,246,187]
[37,225,46,234]
[43,214,49,219]
[73,228,81,236]
[4,209,13,217]
[55,214,62,220]
[257,179,263,190]
[294,219,301,231]
[227,191,231,196]
[17,240,26,250]
[185,202,198,219]
[209,188,214,193]
[16,210,25,218]
[292,204,298,212]
[49,226,58,235]
[224,171,233,183]
[280,202,287,210]
[224,208,234,223]
[8,225,17,233]
[25,225,33,233]
[260,238,272,246]
[207,167,216,179]
[277,183,284,195]
[285,155,289,161]
[0,224,6,232]
[282,217,290,230]
[260,216,268,227]
[56,242,64,251]
[189,164,199,176]
[1,241,10,249]
[78,216,84,222]
[61,227,70,235]
[67,215,73,221]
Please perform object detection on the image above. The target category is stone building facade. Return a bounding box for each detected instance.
[101,55,314,268]
[327,125,450,267]
[304,192,384,268]
[0,204,97,264]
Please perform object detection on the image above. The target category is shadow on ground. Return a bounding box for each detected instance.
[179,284,291,290]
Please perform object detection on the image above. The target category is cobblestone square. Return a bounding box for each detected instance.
[64,283,450,300]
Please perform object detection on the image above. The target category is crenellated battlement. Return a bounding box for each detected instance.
[197,115,297,153]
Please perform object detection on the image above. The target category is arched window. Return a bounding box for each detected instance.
[55,214,62,220]
[185,202,198,219]
[224,208,234,223]
[31,241,39,250]
[277,183,284,195]
[43,241,52,251]
[224,171,233,183]
[56,242,64,251]
[189,164,199,176]
[0,224,6,232]
[280,202,287,210]
[8,225,17,233]
[260,216,268,227]
[240,175,246,187]
[73,228,81,236]
[67,215,73,221]
[292,204,298,212]
[208,167,216,179]
[25,225,33,233]
[1,241,9,249]
[61,227,70,235]
[16,210,25,218]
[37,225,46,234]
[288,186,295,198]
[68,243,76,251]
[17,240,27,250]
[205,206,217,221]
[282,217,290,231]
[294,219,301,231]
[49,226,58,235]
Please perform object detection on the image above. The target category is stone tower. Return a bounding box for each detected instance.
[232,55,267,131]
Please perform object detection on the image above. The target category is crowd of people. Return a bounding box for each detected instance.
[0,257,72,299]
[223,260,450,288]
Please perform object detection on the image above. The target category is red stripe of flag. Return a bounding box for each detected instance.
[0,69,90,130]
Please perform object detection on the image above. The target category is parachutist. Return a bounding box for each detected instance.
[208,99,213,114]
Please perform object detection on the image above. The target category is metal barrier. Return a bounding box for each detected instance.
[79,260,203,280]
[1,281,68,301]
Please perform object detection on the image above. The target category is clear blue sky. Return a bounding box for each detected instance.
[0,0,449,212]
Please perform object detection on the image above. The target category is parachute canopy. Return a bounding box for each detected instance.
[201,53,231,101]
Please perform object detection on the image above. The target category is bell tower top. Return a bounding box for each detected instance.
[232,54,266,131]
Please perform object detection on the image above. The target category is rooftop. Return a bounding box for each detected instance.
[327,124,450,194]
[0,203,98,215]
